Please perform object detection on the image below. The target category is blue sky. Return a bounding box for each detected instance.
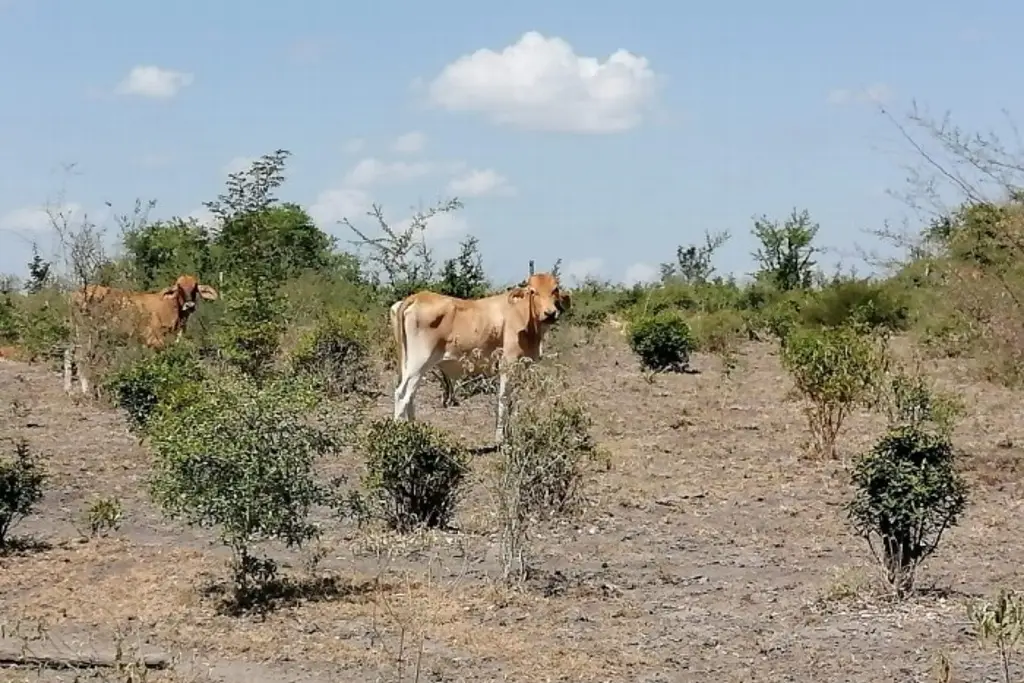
[1,0,1021,287]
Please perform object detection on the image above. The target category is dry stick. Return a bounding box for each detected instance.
[0,648,170,671]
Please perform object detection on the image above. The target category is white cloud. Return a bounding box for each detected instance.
[827,83,891,106]
[392,131,427,154]
[426,31,660,134]
[0,203,83,234]
[115,65,194,99]
[565,257,604,283]
[222,156,254,175]
[344,157,436,187]
[624,262,659,285]
[447,168,516,197]
[309,188,372,227]
[394,211,469,242]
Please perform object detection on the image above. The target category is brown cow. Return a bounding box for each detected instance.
[431,286,572,408]
[63,274,219,394]
[390,272,569,443]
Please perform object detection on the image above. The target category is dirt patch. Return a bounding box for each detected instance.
[1,338,1021,682]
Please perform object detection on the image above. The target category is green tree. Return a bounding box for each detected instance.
[752,208,819,291]
[122,217,213,290]
[213,203,334,282]
[203,150,292,380]
[661,229,730,284]
[25,244,51,293]
[438,235,489,299]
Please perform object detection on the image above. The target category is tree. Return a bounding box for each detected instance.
[660,229,730,284]
[438,235,489,299]
[213,203,334,282]
[751,208,819,291]
[202,150,293,380]
[122,218,213,290]
[25,244,51,293]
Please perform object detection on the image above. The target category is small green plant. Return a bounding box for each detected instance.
[780,325,887,458]
[84,495,123,537]
[147,375,343,610]
[0,440,46,548]
[493,362,600,585]
[358,418,470,532]
[847,425,968,599]
[627,310,694,372]
[883,365,965,437]
[968,589,1024,683]
[102,342,207,431]
[288,311,374,398]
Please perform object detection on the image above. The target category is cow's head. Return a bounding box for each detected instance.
[161,275,219,318]
[507,272,566,326]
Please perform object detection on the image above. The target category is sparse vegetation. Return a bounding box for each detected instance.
[0,440,45,549]
[3,102,1024,680]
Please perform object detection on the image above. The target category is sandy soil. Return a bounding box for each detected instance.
[2,329,1023,682]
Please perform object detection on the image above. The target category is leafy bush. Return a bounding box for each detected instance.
[0,440,45,548]
[147,375,343,609]
[288,311,374,398]
[83,495,123,537]
[780,325,887,458]
[102,342,207,431]
[689,309,747,371]
[883,366,964,437]
[493,362,600,585]
[358,418,470,532]
[847,425,968,598]
[627,310,694,372]
[802,279,910,333]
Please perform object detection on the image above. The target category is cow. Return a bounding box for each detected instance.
[390,272,570,443]
[63,274,219,394]
[430,284,572,408]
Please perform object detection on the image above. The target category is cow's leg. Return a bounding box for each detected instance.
[394,342,443,422]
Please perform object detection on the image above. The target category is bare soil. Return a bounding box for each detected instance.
[2,329,1023,682]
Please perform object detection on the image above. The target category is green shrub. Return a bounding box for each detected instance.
[0,440,45,548]
[14,292,72,363]
[358,418,470,532]
[102,342,208,431]
[288,311,374,398]
[493,362,600,585]
[780,325,887,458]
[83,495,124,537]
[802,279,910,333]
[147,376,343,609]
[627,310,694,372]
[847,425,968,599]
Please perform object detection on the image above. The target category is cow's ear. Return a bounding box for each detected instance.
[159,286,178,298]
[198,284,219,301]
[507,286,527,302]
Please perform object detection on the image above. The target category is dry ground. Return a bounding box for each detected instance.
[2,328,1023,682]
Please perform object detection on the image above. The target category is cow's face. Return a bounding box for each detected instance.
[522,272,565,324]
[163,275,219,316]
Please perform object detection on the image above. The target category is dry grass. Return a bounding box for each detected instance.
[2,332,1024,682]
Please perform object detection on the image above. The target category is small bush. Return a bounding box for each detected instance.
[0,440,46,548]
[802,279,910,333]
[847,425,968,599]
[494,362,600,585]
[689,309,746,371]
[968,589,1024,683]
[627,310,694,372]
[780,325,887,458]
[359,418,470,532]
[883,366,964,437]
[102,342,207,431]
[84,495,123,537]
[147,375,343,609]
[288,311,374,398]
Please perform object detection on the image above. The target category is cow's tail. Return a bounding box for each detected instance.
[390,297,411,384]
